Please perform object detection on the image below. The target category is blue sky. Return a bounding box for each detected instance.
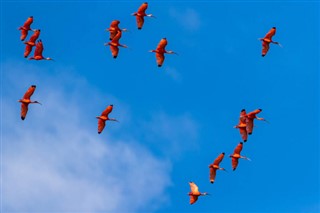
[1,1,319,213]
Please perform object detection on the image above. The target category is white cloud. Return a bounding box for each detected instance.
[164,66,182,82]
[169,8,201,32]
[1,61,172,212]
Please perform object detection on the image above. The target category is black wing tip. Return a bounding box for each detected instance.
[98,132,101,134]
[259,108,263,111]
[241,109,246,112]
[21,116,25,120]
[158,64,162,67]
[262,54,266,57]
[248,132,252,135]
[138,27,142,30]
[240,142,243,144]
[31,85,36,87]
[222,152,225,155]
[272,27,276,29]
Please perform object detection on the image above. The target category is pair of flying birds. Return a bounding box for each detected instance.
[18,16,53,61]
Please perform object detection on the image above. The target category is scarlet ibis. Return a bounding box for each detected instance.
[18,16,33,41]
[104,30,127,58]
[259,27,281,57]
[23,29,40,58]
[131,2,155,30]
[29,40,54,61]
[234,109,248,142]
[149,38,177,67]
[106,20,128,40]
[229,142,250,171]
[245,109,267,135]
[18,85,41,120]
[96,104,118,134]
[208,152,226,184]
[188,182,209,205]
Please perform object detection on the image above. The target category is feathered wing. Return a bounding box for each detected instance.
[137,2,148,13]
[101,105,113,117]
[246,119,254,134]
[156,38,167,50]
[209,167,217,183]
[262,41,270,56]
[234,142,243,155]
[189,195,198,205]
[34,41,44,57]
[232,157,239,170]
[189,182,199,194]
[110,45,119,58]
[136,16,144,29]
[97,119,106,134]
[213,153,225,166]
[20,30,28,41]
[156,53,165,67]
[239,127,248,142]
[20,103,28,120]
[23,85,36,99]
[264,27,276,40]
[24,44,33,58]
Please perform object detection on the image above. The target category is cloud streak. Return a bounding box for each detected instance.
[169,8,201,32]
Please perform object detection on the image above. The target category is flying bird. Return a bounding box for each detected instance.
[29,40,54,61]
[188,182,209,205]
[229,142,250,171]
[149,38,177,67]
[234,109,248,142]
[131,2,155,30]
[23,29,41,58]
[245,109,267,135]
[96,104,118,134]
[18,85,41,120]
[259,27,281,57]
[104,30,128,58]
[208,152,226,184]
[18,16,33,41]
[106,20,128,40]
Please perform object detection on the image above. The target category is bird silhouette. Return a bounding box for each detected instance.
[229,142,250,171]
[18,16,33,41]
[106,20,128,40]
[245,109,267,135]
[18,85,41,120]
[131,2,155,30]
[29,40,54,61]
[188,182,209,205]
[234,109,248,142]
[96,104,118,134]
[149,38,177,67]
[104,30,128,58]
[208,152,227,183]
[259,27,281,57]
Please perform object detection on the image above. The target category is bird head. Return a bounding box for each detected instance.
[46,57,54,61]
[34,101,42,105]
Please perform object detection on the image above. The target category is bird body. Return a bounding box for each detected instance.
[188,182,209,205]
[150,38,176,67]
[18,85,41,120]
[29,40,53,61]
[96,104,118,134]
[18,16,33,41]
[229,142,250,171]
[132,2,155,29]
[209,152,226,183]
[259,27,281,57]
[234,109,248,142]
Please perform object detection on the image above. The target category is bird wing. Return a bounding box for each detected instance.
[34,41,44,57]
[28,30,40,43]
[137,2,148,13]
[156,38,167,50]
[209,166,217,183]
[112,30,122,42]
[234,142,243,155]
[232,157,239,170]
[239,127,248,142]
[20,29,28,41]
[246,109,262,118]
[213,153,225,166]
[110,20,120,28]
[246,119,254,135]
[20,102,28,120]
[23,85,36,99]
[261,41,270,56]
[101,105,113,117]
[156,53,165,67]
[239,109,247,124]
[24,44,33,58]
[23,17,33,29]
[97,119,106,134]
[189,182,199,193]
[110,45,119,58]
[109,31,118,40]
[264,27,276,40]
[136,16,144,29]
[189,195,198,205]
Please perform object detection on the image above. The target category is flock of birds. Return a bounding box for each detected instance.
[16,2,281,206]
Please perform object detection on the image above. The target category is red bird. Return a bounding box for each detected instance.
[234,109,248,142]
[149,38,177,67]
[23,29,41,58]
[18,85,41,120]
[259,27,281,57]
[96,104,118,134]
[229,142,250,171]
[245,109,267,135]
[18,16,33,41]
[29,40,54,61]
[208,152,226,184]
[106,20,128,40]
[131,2,155,30]
[188,182,209,205]
[104,30,128,58]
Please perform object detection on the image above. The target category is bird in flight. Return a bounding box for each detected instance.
[18,85,41,120]
[131,2,155,30]
[96,104,118,134]
[245,109,267,135]
[29,40,54,61]
[259,27,281,57]
[208,152,227,184]
[229,142,250,171]
[234,109,248,142]
[149,38,177,67]
[18,16,33,41]
[188,182,209,205]
[23,29,41,58]
[104,30,128,58]
[106,20,128,41]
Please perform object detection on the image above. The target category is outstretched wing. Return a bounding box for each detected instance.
[156,38,167,50]
[97,119,106,134]
[136,16,144,29]
[189,195,198,205]
[20,103,29,120]
[233,142,243,155]
[264,27,276,40]
[213,153,225,166]
[209,166,217,183]
[34,40,44,57]
[110,45,119,58]
[239,127,248,142]
[137,2,148,13]
[156,53,165,67]
[246,119,254,135]
[101,105,113,117]
[189,182,199,194]
[261,41,270,56]
[232,157,239,171]
[23,85,36,99]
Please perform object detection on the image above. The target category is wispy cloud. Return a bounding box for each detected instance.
[169,8,201,32]
[2,61,172,212]
[164,66,182,82]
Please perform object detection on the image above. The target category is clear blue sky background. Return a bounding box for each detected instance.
[1,1,319,213]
